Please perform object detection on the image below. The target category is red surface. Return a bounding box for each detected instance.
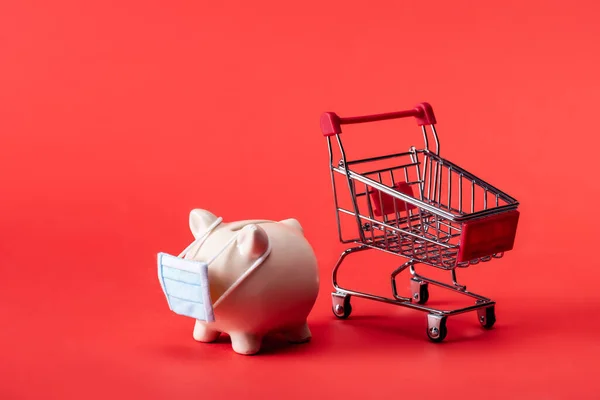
[1,1,599,399]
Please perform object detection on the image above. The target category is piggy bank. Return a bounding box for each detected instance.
[166,209,320,355]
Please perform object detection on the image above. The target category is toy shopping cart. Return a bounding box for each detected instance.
[320,102,520,342]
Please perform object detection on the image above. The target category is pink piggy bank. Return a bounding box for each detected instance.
[159,209,320,355]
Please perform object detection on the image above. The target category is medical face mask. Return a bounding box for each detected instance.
[157,217,272,322]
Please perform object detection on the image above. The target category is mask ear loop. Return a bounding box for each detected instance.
[178,217,223,259]
[211,235,272,309]
[205,233,239,265]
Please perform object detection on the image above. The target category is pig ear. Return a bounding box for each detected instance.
[236,224,269,259]
[279,218,304,236]
[189,209,219,239]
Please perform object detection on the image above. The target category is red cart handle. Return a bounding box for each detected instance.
[320,102,436,136]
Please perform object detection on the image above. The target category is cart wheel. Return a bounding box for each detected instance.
[416,283,429,304]
[426,315,447,343]
[332,294,352,319]
[410,278,429,305]
[478,306,496,329]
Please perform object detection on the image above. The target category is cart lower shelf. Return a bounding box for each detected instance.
[330,245,497,343]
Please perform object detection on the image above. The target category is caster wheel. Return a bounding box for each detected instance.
[427,315,448,343]
[415,283,429,304]
[332,294,352,319]
[410,278,429,305]
[478,306,496,329]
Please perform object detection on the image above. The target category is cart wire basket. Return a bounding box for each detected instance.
[320,102,520,342]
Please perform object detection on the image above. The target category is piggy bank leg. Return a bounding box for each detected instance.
[283,322,312,344]
[193,320,221,343]
[229,332,262,355]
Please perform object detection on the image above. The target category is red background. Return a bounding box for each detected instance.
[1,1,598,399]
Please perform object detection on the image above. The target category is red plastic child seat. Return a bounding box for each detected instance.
[369,182,418,217]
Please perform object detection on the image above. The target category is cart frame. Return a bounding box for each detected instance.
[320,102,520,342]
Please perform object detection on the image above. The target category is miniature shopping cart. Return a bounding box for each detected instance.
[320,102,520,342]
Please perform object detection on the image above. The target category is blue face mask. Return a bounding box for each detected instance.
[157,253,215,322]
[157,217,271,323]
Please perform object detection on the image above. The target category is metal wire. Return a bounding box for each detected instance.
[327,126,518,270]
